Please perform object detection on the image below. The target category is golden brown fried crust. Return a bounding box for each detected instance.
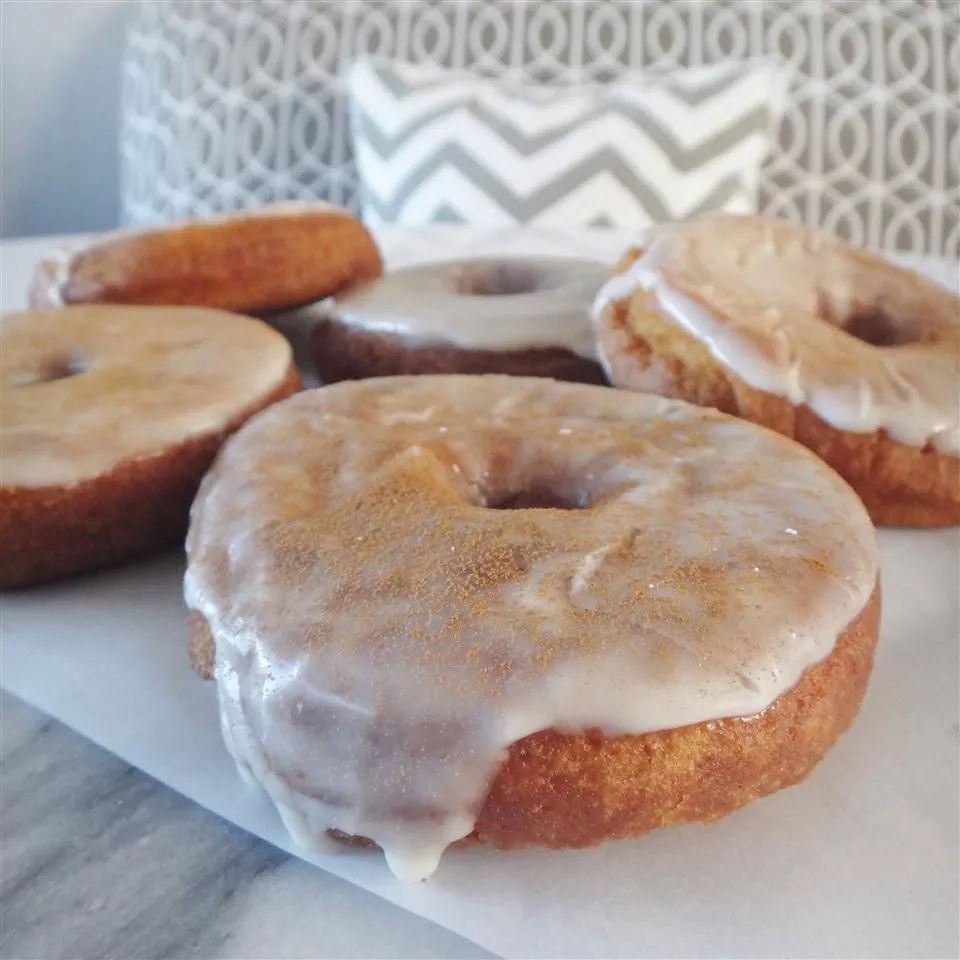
[309,317,608,385]
[190,583,879,851]
[0,364,301,589]
[56,214,383,314]
[188,613,217,679]
[597,267,959,527]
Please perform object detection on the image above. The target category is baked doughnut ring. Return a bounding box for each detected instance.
[1,306,299,587]
[29,202,382,314]
[185,375,879,880]
[593,214,960,526]
[307,257,608,384]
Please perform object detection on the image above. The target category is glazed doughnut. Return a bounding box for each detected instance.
[29,202,382,315]
[1,306,299,588]
[185,375,879,880]
[593,214,960,526]
[307,257,609,383]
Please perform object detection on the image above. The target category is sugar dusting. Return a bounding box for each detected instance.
[184,375,877,880]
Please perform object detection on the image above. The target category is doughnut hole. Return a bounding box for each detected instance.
[471,441,601,511]
[816,290,923,346]
[456,435,673,514]
[453,262,549,297]
[8,355,87,387]
[486,487,587,510]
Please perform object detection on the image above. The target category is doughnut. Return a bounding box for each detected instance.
[185,374,879,880]
[29,202,382,315]
[593,214,960,526]
[307,257,609,383]
[1,305,299,588]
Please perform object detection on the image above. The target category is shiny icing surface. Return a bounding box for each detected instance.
[1,306,292,488]
[593,214,960,454]
[184,375,877,881]
[325,257,610,357]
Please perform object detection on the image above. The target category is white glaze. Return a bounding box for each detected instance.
[1,306,292,488]
[324,258,609,358]
[184,375,877,881]
[593,216,960,454]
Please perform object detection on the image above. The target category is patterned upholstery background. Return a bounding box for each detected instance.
[120,0,960,255]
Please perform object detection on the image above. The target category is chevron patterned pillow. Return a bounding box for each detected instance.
[349,58,789,228]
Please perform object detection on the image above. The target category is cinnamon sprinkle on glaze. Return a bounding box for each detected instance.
[185,375,877,880]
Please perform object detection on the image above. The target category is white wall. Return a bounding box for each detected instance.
[1,0,131,238]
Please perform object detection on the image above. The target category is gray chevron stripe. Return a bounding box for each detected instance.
[362,145,746,223]
[353,76,766,151]
[352,59,783,227]
[352,99,772,169]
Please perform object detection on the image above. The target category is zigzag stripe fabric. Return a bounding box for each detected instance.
[349,59,788,228]
[120,0,960,255]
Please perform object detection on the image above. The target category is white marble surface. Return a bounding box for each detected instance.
[0,690,491,959]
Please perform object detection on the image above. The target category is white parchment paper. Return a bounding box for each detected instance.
[2,230,958,958]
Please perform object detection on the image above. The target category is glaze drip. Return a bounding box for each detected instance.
[592,215,960,454]
[184,375,877,880]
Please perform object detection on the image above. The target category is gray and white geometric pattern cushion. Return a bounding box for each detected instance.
[120,0,960,255]
[349,58,788,228]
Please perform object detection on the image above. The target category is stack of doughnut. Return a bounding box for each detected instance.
[9,201,956,878]
[3,203,381,587]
